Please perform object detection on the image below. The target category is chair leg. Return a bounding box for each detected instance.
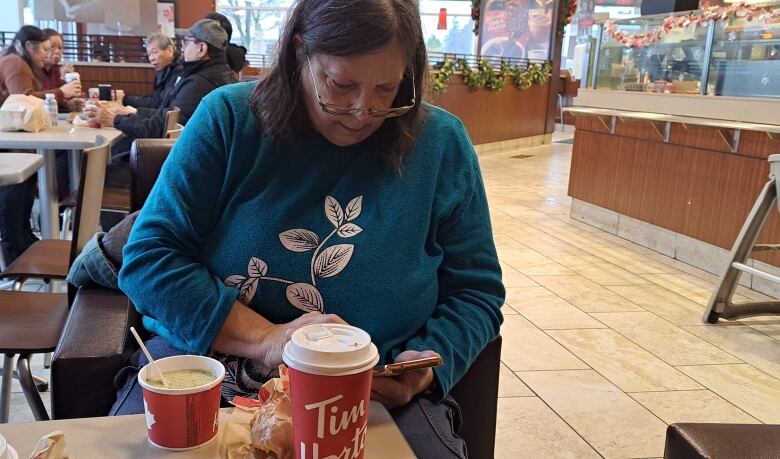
[1,354,15,423]
[15,354,49,421]
[43,352,52,369]
[704,178,778,323]
[61,207,72,240]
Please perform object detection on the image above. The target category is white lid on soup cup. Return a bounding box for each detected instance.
[283,324,379,376]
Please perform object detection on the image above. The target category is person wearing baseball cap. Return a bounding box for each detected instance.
[86,19,236,186]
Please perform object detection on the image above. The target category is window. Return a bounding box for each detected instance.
[419,0,477,56]
[217,0,294,65]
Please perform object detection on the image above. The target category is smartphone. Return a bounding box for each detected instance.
[373,356,442,376]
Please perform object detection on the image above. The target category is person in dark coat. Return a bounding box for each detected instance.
[205,12,248,74]
[120,32,182,114]
[85,19,237,193]
[86,19,237,147]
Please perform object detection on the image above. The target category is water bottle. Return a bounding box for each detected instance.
[44,93,58,127]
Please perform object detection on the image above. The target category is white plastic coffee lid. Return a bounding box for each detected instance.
[283,324,379,376]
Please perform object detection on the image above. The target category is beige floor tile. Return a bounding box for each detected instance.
[498,363,535,397]
[606,284,712,326]
[547,329,702,392]
[640,273,714,305]
[590,247,682,275]
[570,262,653,286]
[531,275,645,313]
[518,369,667,459]
[641,273,754,306]
[495,397,601,459]
[629,390,759,424]
[506,286,605,330]
[545,254,603,269]
[678,364,780,423]
[590,312,742,366]
[500,315,589,371]
[493,232,529,251]
[684,324,780,380]
[499,248,575,276]
[500,262,538,288]
[747,321,780,341]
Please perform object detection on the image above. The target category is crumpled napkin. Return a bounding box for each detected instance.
[29,430,70,459]
[66,112,88,127]
[223,365,293,459]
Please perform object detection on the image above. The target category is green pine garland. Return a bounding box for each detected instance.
[431,59,551,95]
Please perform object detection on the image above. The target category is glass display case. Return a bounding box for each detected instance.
[590,8,780,98]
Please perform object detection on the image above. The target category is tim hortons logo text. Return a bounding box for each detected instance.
[299,394,368,459]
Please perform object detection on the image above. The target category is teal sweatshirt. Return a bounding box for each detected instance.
[118,82,505,397]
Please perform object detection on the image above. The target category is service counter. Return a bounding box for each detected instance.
[429,73,553,151]
[567,90,780,296]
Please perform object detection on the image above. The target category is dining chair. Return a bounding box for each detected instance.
[0,137,107,285]
[166,123,184,139]
[0,153,44,272]
[60,106,182,235]
[0,139,109,422]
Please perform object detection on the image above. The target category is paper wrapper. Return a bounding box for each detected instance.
[29,430,70,459]
[224,365,293,459]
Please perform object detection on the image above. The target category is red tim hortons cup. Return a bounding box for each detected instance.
[283,324,380,459]
[137,355,225,451]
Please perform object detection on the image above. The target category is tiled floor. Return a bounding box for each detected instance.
[483,133,780,458]
[3,132,780,459]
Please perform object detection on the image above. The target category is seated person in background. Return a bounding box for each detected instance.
[204,12,247,75]
[0,26,81,108]
[112,1,504,458]
[41,30,76,92]
[0,25,81,264]
[85,19,237,163]
[116,32,182,116]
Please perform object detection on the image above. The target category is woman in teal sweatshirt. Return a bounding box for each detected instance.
[117,1,504,456]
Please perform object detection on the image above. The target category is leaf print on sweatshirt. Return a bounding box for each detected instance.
[223,195,364,313]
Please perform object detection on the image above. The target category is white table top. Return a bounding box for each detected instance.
[0,402,415,459]
[565,106,780,135]
[0,153,43,186]
[0,124,123,150]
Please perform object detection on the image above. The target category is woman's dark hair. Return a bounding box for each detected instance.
[2,25,47,72]
[252,0,428,173]
[42,28,62,41]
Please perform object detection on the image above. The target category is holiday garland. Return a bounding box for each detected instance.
[471,0,481,35]
[430,59,552,95]
[605,3,780,48]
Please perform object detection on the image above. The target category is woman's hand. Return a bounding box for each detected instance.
[371,350,439,409]
[84,101,116,128]
[60,80,81,98]
[59,63,75,77]
[256,311,348,373]
[66,97,84,112]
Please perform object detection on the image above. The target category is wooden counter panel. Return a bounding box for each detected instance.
[570,122,780,267]
[431,78,549,145]
[76,65,156,99]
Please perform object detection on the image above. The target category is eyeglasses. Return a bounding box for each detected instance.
[305,53,415,119]
[180,38,199,48]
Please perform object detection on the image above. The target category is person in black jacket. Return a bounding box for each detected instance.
[205,12,247,74]
[118,32,182,114]
[86,19,237,153]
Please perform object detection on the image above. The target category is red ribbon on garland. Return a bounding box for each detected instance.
[605,3,780,48]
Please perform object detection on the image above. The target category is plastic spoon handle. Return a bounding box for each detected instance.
[129,327,170,388]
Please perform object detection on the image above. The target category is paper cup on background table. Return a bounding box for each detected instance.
[283,324,379,459]
[137,355,224,451]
